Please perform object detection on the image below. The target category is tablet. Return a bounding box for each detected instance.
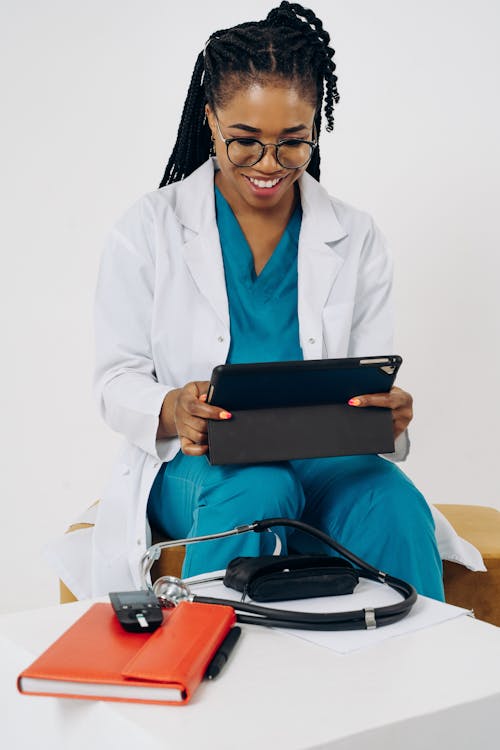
[207,355,402,411]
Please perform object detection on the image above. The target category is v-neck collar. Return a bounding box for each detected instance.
[214,184,302,289]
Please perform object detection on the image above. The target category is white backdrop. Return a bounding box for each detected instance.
[1,0,499,613]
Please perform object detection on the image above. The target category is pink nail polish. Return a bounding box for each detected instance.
[219,411,232,420]
[348,398,361,406]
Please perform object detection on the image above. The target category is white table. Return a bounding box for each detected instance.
[2,599,500,750]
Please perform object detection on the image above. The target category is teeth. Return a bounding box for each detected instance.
[247,176,282,188]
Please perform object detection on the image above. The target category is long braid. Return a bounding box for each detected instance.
[158,52,210,187]
[159,2,340,187]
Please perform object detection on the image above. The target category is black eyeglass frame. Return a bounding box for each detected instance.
[214,116,318,170]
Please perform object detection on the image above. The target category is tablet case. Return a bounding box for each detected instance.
[207,403,394,464]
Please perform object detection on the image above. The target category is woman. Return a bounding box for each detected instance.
[90,2,444,600]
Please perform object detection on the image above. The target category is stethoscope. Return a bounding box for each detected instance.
[139,517,418,631]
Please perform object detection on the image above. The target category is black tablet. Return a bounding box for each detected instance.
[207,355,402,411]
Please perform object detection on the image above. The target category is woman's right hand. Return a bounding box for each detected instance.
[158,380,232,456]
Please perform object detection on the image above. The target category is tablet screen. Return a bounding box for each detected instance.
[207,355,401,411]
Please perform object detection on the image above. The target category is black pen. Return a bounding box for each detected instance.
[205,626,242,680]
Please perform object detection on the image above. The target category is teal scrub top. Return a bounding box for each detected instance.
[214,184,304,364]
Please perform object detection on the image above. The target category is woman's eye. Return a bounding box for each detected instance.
[281,139,304,148]
[234,138,259,147]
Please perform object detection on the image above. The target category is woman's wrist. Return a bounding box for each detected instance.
[156,389,181,440]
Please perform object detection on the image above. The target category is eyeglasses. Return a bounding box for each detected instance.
[214,117,317,170]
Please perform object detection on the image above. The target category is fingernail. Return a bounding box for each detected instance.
[219,410,232,420]
[199,394,207,401]
[348,398,362,406]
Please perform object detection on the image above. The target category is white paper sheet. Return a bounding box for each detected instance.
[184,570,472,654]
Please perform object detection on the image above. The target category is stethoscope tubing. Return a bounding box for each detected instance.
[146,516,418,630]
[192,571,416,629]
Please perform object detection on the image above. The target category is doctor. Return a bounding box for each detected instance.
[55,2,446,601]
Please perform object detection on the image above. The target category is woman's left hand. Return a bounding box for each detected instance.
[348,386,413,439]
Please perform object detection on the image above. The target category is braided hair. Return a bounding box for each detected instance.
[159,2,339,186]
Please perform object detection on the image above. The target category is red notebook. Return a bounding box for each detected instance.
[18,601,236,705]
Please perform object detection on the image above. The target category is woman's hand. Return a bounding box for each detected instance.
[157,380,232,456]
[348,385,413,439]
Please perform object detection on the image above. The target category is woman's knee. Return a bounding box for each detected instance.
[317,458,435,551]
[200,462,305,521]
[367,472,444,600]
[358,463,434,538]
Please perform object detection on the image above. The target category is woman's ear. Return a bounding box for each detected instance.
[205,104,217,156]
[205,104,215,135]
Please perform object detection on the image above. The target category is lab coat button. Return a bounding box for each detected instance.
[308,337,316,344]
[217,336,224,343]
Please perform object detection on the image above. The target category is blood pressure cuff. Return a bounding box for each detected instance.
[223,554,359,602]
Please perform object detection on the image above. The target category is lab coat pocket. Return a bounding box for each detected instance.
[321,303,353,358]
[93,460,135,565]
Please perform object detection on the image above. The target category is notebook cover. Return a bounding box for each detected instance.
[18,601,235,705]
[123,602,236,702]
[208,402,394,465]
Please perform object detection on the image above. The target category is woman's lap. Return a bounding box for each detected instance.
[147,451,444,599]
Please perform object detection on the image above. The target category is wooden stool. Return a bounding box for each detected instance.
[60,504,500,627]
[435,504,500,626]
[149,525,185,582]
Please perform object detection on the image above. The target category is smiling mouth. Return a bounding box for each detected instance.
[244,175,287,189]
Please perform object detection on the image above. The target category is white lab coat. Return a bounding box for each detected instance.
[44,157,485,599]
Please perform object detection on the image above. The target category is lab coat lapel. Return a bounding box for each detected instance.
[297,172,349,358]
[173,161,349,347]
[175,159,230,331]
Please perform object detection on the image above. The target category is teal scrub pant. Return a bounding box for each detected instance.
[147,452,445,601]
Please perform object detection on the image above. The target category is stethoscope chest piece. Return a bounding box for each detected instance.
[153,576,194,607]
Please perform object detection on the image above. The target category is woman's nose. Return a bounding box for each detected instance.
[258,144,281,172]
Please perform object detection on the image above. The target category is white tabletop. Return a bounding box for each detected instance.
[2,599,500,750]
